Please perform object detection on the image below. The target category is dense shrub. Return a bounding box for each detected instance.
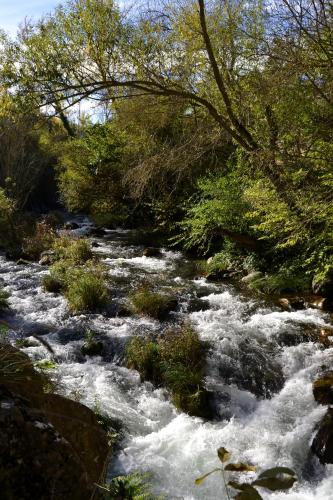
[247,264,311,295]
[126,325,210,417]
[129,287,177,319]
[42,275,62,293]
[23,220,56,260]
[53,237,92,264]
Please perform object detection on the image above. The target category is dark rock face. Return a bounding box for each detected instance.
[89,227,106,237]
[0,345,110,498]
[64,221,79,230]
[206,269,237,282]
[143,247,161,257]
[312,271,333,299]
[313,372,333,405]
[312,408,333,464]
[0,386,92,500]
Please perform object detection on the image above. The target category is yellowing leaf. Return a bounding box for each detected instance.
[194,468,221,486]
[217,447,231,463]
[225,463,256,472]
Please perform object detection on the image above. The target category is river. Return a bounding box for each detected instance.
[1,219,333,499]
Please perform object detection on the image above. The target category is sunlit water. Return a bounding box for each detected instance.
[1,219,333,499]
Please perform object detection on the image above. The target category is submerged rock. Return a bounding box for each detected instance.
[313,372,333,405]
[64,221,79,230]
[206,269,237,282]
[312,408,333,464]
[81,340,104,356]
[143,247,161,257]
[278,297,305,311]
[89,227,106,237]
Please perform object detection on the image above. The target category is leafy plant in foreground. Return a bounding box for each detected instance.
[98,472,158,500]
[195,447,297,499]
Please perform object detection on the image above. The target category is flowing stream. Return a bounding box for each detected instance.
[1,219,333,499]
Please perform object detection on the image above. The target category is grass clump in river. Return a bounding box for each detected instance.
[126,324,211,418]
[66,270,109,312]
[52,236,92,264]
[129,286,177,320]
[0,288,10,312]
[43,258,110,312]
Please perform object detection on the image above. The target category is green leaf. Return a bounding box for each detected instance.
[257,467,296,479]
[217,447,231,463]
[195,468,221,486]
[252,476,297,491]
[234,485,263,499]
[225,463,256,472]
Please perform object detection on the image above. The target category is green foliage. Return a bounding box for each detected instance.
[34,359,57,371]
[127,337,161,383]
[52,237,92,264]
[129,288,177,320]
[42,274,62,293]
[195,447,297,499]
[23,220,56,260]
[247,264,311,295]
[126,325,209,417]
[99,472,158,500]
[65,270,109,312]
[179,171,252,251]
[57,123,130,225]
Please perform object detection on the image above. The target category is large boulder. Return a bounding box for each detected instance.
[311,408,333,464]
[313,372,333,405]
[0,345,110,497]
[0,386,93,500]
[43,393,109,485]
[312,270,333,299]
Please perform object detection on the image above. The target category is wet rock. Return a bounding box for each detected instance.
[43,393,109,484]
[219,341,284,398]
[318,328,333,348]
[64,221,79,230]
[39,250,56,266]
[0,386,93,500]
[0,345,110,495]
[186,297,211,313]
[241,271,263,284]
[313,372,333,405]
[312,271,333,299]
[81,340,104,356]
[307,295,333,312]
[91,240,100,248]
[278,297,305,311]
[206,269,237,282]
[16,258,31,266]
[277,329,316,346]
[143,247,161,257]
[89,227,106,237]
[311,408,333,464]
